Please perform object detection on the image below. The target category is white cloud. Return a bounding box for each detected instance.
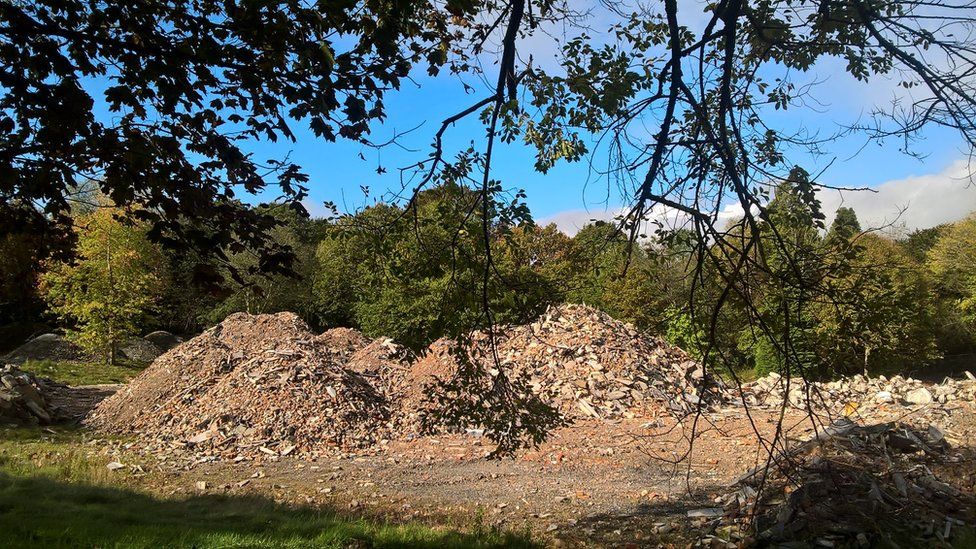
[540,201,745,236]
[820,158,976,233]
[541,158,976,236]
[301,198,335,219]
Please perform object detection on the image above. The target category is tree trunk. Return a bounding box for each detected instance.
[106,223,115,367]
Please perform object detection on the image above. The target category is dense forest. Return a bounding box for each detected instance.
[3,180,974,380]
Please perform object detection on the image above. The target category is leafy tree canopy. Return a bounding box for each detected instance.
[928,215,976,329]
[0,0,477,283]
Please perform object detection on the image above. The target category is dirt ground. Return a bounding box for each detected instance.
[55,382,972,548]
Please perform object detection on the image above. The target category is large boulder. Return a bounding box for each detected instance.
[143,330,183,351]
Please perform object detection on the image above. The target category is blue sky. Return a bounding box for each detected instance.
[261,63,972,231]
[84,1,970,233]
[240,6,974,233]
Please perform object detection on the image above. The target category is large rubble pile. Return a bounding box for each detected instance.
[504,305,727,417]
[0,364,61,424]
[315,328,412,396]
[87,313,389,460]
[742,371,976,418]
[344,337,412,396]
[315,327,371,360]
[87,305,721,457]
[401,304,727,431]
[717,419,976,547]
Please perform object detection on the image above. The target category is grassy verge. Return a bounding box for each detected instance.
[0,427,533,548]
[19,359,144,385]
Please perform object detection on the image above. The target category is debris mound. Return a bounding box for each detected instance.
[316,328,371,360]
[315,327,411,395]
[144,330,183,351]
[721,419,976,547]
[0,364,61,424]
[503,304,725,418]
[403,304,725,431]
[398,335,497,431]
[344,337,412,395]
[87,313,389,459]
[2,333,89,364]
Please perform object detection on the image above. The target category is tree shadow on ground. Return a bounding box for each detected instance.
[0,472,534,549]
[554,445,976,548]
[554,490,720,547]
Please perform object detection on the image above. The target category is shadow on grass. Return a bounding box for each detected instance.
[0,472,534,549]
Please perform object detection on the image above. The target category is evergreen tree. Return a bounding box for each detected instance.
[827,207,862,243]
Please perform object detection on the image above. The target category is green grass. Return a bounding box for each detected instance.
[0,427,533,548]
[19,359,144,385]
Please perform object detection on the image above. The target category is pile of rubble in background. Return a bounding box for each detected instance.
[344,337,412,396]
[87,313,390,460]
[87,305,723,458]
[3,330,183,365]
[84,303,975,466]
[716,419,976,547]
[0,364,61,424]
[400,304,729,432]
[2,333,89,364]
[315,328,370,360]
[742,371,976,418]
[504,305,727,418]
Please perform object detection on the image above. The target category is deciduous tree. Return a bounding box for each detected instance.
[40,209,165,364]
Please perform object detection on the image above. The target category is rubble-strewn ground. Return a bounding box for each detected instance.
[33,383,976,547]
[8,305,976,546]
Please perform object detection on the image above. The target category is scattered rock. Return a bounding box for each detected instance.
[719,420,976,547]
[904,387,933,405]
[742,371,974,419]
[0,364,61,424]
[687,508,724,518]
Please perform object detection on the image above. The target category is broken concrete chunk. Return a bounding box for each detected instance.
[687,508,724,518]
[904,387,933,405]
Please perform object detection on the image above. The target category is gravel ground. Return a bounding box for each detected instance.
[64,384,976,547]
